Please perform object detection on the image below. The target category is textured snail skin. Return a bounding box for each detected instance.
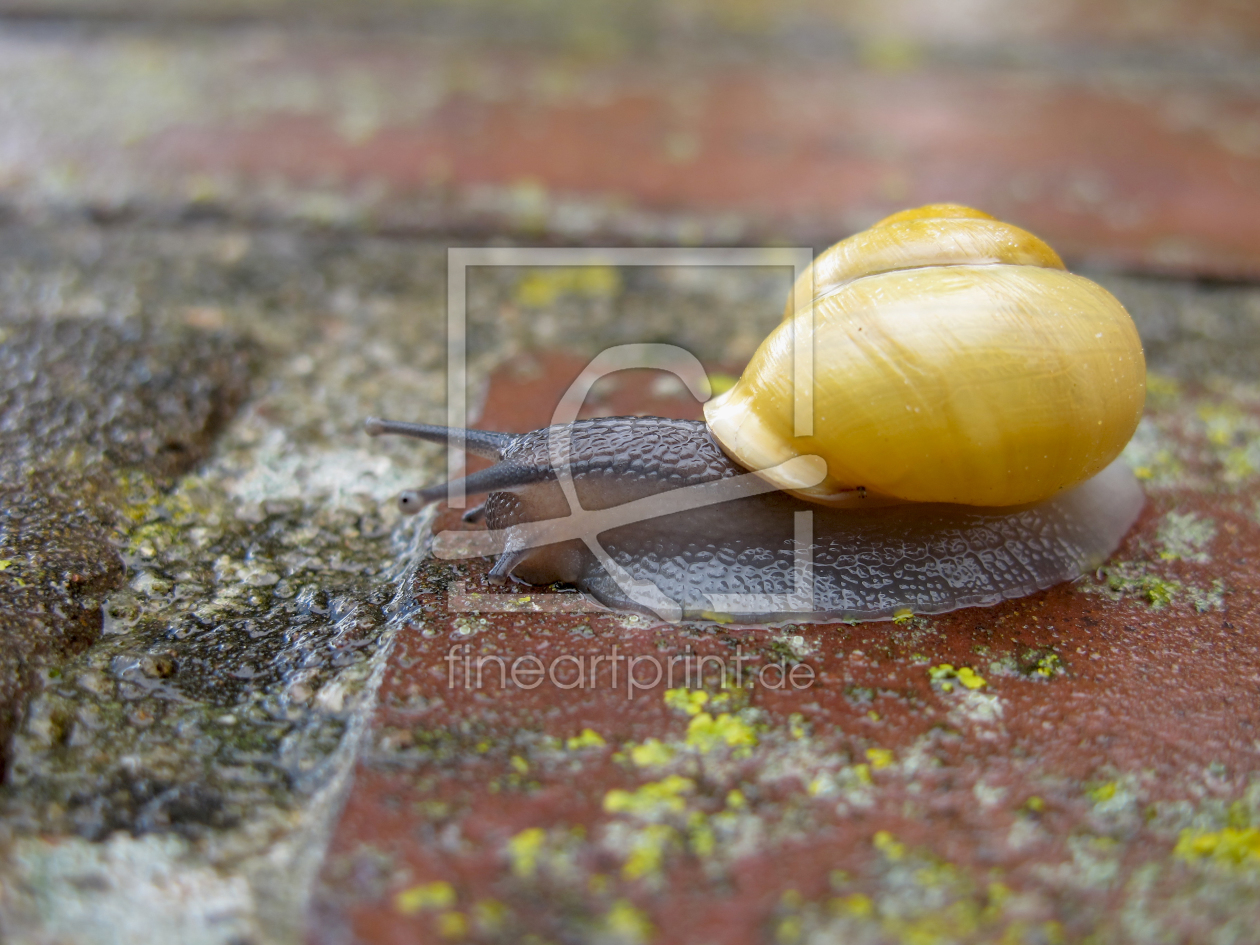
[368,417,1143,623]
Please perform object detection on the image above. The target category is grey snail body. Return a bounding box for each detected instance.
[364,416,1143,623]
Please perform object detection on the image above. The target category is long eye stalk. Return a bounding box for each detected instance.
[365,418,546,514]
[364,417,513,460]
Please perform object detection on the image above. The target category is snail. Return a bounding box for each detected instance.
[367,204,1146,623]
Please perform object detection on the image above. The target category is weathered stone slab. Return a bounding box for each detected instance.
[0,317,253,773]
[0,220,450,944]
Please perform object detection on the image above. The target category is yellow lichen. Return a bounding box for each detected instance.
[788,712,807,739]
[663,688,709,717]
[892,608,915,625]
[865,747,894,770]
[510,755,529,774]
[603,775,695,819]
[983,882,1011,921]
[928,664,986,692]
[437,911,468,939]
[515,265,622,308]
[726,789,746,808]
[873,830,906,860]
[604,899,654,943]
[831,893,874,918]
[472,899,508,934]
[688,811,716,857]
[1088,781,1118,803]
[914,862,960,888]
[928,664,956,692]
[956,667,986,689]
[622,824,677,880]
[1030,654,1063,679]
[1174,827,1260,866]
[775,915,803,944]
[394,881,456,915]
[685,712,757,755]
[629,738,675,768]
[506,827,547,879]
[565,728,606,750]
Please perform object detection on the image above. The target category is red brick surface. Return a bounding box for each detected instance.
[313,357,1260,945]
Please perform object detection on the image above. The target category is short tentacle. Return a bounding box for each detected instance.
[364,417,514,460]
[487,549,532,584]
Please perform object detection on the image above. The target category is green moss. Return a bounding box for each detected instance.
[1186,578,1227,613]
[1088,561,1181,608]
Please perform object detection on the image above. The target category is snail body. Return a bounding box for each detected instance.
[368,205,1146,623]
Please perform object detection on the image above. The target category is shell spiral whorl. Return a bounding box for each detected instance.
[703,203,1146,508]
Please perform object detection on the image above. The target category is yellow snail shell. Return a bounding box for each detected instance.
[704,204,1146,507]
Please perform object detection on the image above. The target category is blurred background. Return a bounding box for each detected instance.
[2,0,1259,279]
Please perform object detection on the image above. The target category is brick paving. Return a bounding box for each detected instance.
[0,2,1259,944]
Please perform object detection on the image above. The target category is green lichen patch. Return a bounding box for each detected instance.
[1083,560,1226,613]
[0,227,454,930]
[986,647,1067,681]
[1155,511,1217,563]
